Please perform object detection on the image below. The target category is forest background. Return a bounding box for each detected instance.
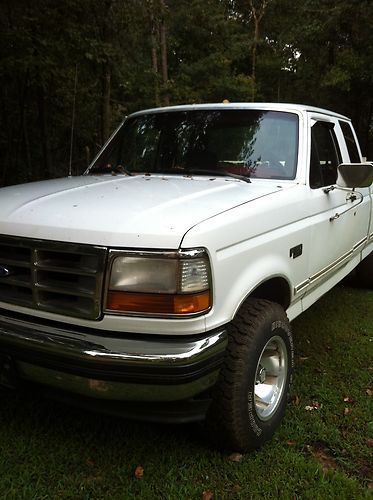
[1,0,372,187]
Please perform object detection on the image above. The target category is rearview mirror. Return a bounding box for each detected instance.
[336,162,373,188]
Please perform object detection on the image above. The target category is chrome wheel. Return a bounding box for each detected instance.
[253,335,288,421]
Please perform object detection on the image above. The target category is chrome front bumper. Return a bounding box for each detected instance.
[0,311,227,404]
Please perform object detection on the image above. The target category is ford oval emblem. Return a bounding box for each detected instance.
[0,266,13,277]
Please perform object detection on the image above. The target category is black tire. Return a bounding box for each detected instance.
[206,298,294,452]
[354,251,373,288]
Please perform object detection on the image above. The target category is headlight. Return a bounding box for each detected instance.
[106,248,211,316]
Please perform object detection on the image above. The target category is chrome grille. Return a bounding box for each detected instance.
[0,235,107,319]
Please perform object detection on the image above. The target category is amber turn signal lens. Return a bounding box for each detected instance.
[107,290,210,314]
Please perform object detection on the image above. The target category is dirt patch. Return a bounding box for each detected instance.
[308,442,338,473]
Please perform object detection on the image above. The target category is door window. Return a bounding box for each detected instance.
[310,121,342,188]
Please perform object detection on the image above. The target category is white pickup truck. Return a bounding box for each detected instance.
[0,103,372,451]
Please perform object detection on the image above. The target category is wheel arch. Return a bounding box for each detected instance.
[235,276,292,318]
[250,277,291,310]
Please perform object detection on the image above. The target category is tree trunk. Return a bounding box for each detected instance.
[160,0,169,105]
[149,2,160,107]
[19,74,32,179]
[37,86,52,179]
[361,99,373,159]
[101,63,111,144]
[22,110,32,179]
[251,18,259,101]
[249,0,269,101]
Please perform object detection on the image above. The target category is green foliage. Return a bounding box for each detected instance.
[0,0,372,186]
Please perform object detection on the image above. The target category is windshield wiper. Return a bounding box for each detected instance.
[186,168,251,183]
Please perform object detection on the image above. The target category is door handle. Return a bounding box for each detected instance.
[330,191,363,221]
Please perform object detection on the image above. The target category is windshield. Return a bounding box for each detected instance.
[87,109,299,180]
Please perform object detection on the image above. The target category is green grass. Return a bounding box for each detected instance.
[0,285,372,499]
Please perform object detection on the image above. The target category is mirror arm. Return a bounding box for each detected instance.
[323,185,335,194]
[323,185,356,194]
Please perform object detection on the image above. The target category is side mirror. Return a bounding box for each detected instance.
[336,162,373,188]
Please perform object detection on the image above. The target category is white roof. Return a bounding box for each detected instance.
[130,102,350,121]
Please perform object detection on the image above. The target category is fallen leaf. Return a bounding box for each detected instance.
[202,490,213,500]
[344,407,352,415]
[366,388,373,397]
[293,395,300,406]
[305,401,321,411]
[286,440,297,446]
[366,438,373,448]
[134,465,144,479]
[343,396,353,403]
[228,452,243,462]
[299,356,310,361]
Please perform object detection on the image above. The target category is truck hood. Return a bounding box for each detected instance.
[0,175,289,248]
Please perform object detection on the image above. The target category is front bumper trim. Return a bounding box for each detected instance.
[0,312,228,403]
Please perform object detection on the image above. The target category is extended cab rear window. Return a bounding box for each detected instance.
[339,120,361,163]
[88,110,299,181]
